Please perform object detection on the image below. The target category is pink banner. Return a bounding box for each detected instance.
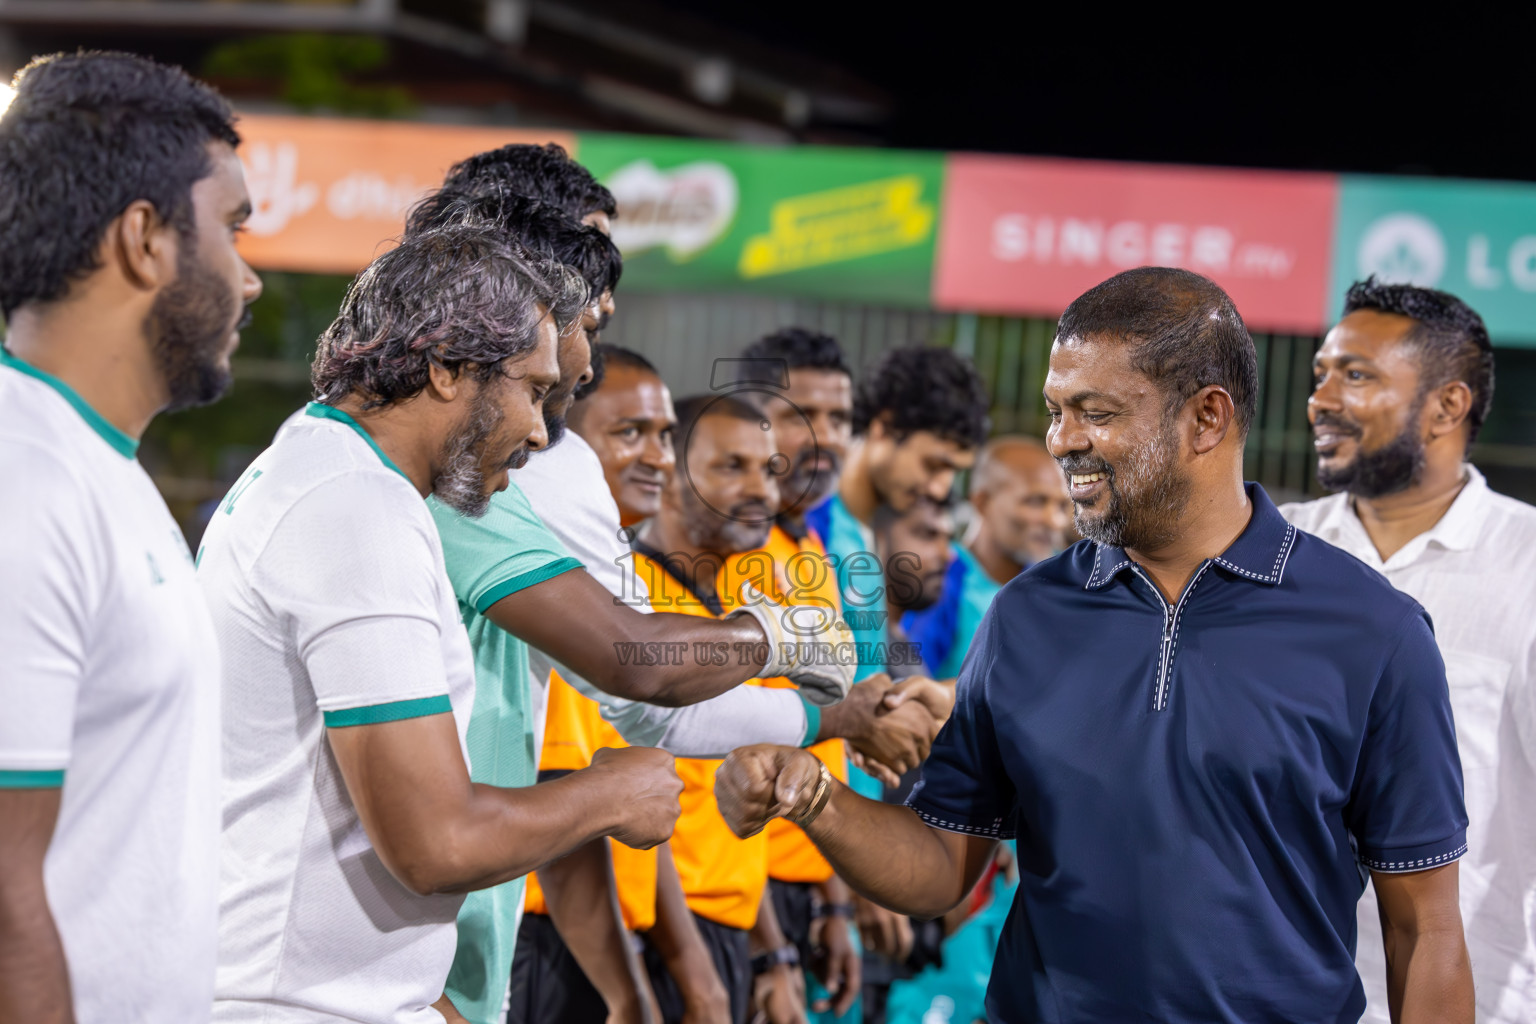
[933,155,1338,333]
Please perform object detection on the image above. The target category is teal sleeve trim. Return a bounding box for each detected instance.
[0,769,66,788]
[800,694,822,747]
[473,557,584,613]
[323,694,452,728]
[1,349,138,458]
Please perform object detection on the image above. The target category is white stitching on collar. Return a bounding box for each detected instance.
[1213,523,1297,584]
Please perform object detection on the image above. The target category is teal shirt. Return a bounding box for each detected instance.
[804,494,889,799]
[430,484,582,1024]
[805,493,885,683]
[940,545,1005,679]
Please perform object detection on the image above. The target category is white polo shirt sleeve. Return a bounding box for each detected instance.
[255,472,455,725]
[0,445,96,784]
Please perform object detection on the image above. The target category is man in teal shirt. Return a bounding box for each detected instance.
[804,346,990,687]
[904,436,1072,678]
[430,487,586,1021]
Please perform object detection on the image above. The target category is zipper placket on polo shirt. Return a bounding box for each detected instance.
[1127,561,1213,712]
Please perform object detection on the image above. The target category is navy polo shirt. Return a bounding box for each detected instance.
[907,484,1467,1024]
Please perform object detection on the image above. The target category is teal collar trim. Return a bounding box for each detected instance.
[0,348,139,459]
[304,402,410,482]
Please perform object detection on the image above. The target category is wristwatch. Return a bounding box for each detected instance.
[750,945,801,976]
[813,902,855,919]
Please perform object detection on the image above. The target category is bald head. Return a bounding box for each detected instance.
[969,435,1072,572]
[972,436,1055,495]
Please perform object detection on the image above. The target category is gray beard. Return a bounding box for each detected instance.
[1071,427,1190,552]
[432,389,505,519]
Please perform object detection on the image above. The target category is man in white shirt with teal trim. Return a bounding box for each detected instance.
[201,227,683,1024]
[0,52,262,1023]
[1281,279,1536,1024]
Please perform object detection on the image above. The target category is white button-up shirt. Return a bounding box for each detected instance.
[1281,465,1536,1024]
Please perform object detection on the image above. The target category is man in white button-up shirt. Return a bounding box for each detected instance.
[1281,278,1536,1024]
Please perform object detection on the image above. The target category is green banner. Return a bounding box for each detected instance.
[575,133,945,306]
[1333,176,1536,347]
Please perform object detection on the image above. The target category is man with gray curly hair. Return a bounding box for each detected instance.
[199,226,686,1024]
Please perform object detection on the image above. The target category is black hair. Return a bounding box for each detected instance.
[671,393,764,458]
[312,226,587,409]
[0,51,240,318]
[851,345,990,449]
[590,342,659,379]
[404,186,622,296]
[739,327,851,380]
[440,142,616,221]
[1055,266,1258,435]
[1343,277,1495,446]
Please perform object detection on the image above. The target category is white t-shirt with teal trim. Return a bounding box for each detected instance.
[200,404,476,1024]
[0,351,222,1024]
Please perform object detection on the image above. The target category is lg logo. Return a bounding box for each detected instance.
[1358,212,1536,293]
[1356,213,1446,287]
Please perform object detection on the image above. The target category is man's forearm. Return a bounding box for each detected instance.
[575,679,807,757]
[491,585,768,707]
[539,838,648,1020]
[803,784,981,920]
[0,884,74,1023]
[647,843,730,1014]
[426,772,627,893]
[1385,925,1474,1024]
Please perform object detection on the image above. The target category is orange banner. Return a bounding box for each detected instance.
[234,114,573,274]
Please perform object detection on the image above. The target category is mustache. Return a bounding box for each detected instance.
[1312,412,1361,436]
[790,447,840,476]
[504,445,532,471]
[1055,454,1113,476]
[625,466,667,485]
[236,306,254,331]
[729,499,774,521]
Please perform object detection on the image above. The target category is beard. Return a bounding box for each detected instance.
[572,328,607,402]
[433,383,516,519]
[542,401,568,450]
[891,571,946,613]
[1059,418,1190,552]
[1315,409,1426,498]
[680,487,774,554]
[146,235,244,413]
[782,446,842,514]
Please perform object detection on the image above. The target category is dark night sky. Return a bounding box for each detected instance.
[659,6,1532,183]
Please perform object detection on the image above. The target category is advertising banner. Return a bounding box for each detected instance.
[932,155,1338,334]
[234,114,571,274]
[1332,177,1536,346]
[575,133,945,306]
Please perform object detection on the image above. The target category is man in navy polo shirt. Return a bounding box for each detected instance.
[714,267,1474,1023]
